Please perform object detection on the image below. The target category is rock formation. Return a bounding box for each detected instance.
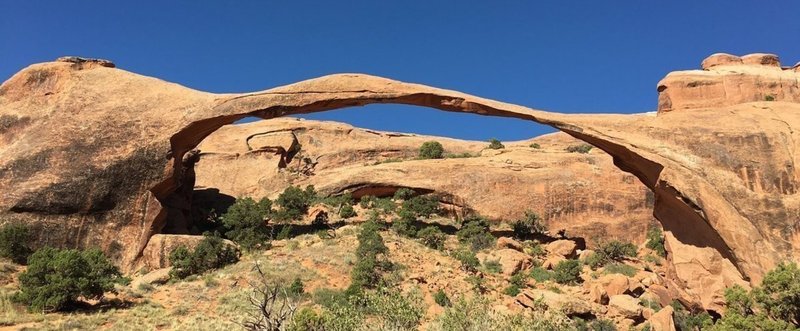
[194,118,656,245]
[1,54,799,311]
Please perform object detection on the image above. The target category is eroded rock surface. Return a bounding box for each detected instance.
[658,53,800,113]
[1,54,799,312]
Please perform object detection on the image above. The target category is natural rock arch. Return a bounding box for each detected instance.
[2,57,799,308]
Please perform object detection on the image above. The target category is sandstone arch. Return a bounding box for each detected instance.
[1,57,799,310]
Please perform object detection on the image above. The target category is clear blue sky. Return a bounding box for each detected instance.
[2,1,798,141]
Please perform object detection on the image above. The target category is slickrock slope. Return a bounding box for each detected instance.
[1,54,799,310]
[195,118,656,244]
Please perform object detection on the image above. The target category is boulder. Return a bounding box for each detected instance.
[542,255,566,270]
[578,249,595,261]
[517,289,593,317]
[493,249,534,275]
[647,284,676,308]
[700,53,742,69]
[609,294,642,319]
[131,267,171,289]
[496,237,523,252]
[546,239,577,258]
[648,305,677,331]
[598,274,631,296]
[588,283,609,305]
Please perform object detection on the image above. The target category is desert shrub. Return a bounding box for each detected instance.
[503,284,521,296]
[445,152,475,158]
[419,141,445,159]
[589,319,617,331]
[645,226,666,257]
[0,223,32,264]
[566,144,593,154]
[288,277,304,297]
[401,195,440,218]
[488,138,505,149]
[530,143,541,149]
[588,240,638,269]
[362,289,425,330]
[338,204,356,219]
[511,210,546,238]
[453,249,480,272]
[16,247,121,311]
[671,301,713,331]
[275,225,293,240]
[525,241,547,258]
[373,197,397,214]
[765,94,776,101]
[317,192,353,208]
[392,211,419,238]
[276,185,317,220]
[753,262,800,325]
[221,197,273,249]
[483,259,502,274]
[393,188,416,200]
[433,296,574,330]
[553,259,582,285]
[290,308,326,331]
[349,221,389,291]
[434,289,452,307]
[604,263,637,277]
[359,195,375,209]
[465,275,487,293]
[456,215,496,251]
[417,226,446,250]
[169,235,239,279]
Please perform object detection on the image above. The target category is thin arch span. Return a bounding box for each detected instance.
[138,73,747,282]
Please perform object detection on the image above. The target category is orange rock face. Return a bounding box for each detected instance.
[1,55,799,312]
[658,53,800,113]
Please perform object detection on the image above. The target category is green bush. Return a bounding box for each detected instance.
[566,144,593,154]
[290,307,326,331]
[392,188,415,201]
[392,210,419,238]
[553,259,582,285]
[419,141,445,159]
[373,197,397,214]
[530,266,553,283]
[589,319,617,331]
[221,197,273,250]
[288,277,305,297]
[503,284,521,296]
[456,216,496,251]
[588,240,638,269]
[511,210,546,238]
[483,259,502,274]
[276,185,317,220]
[645,226,666,257]
[604,263,637,277]
[359,195,375,209]
[401,195,440,218]
[671,301,713,331]
[16,247,121,311]
[529,143,541,149]
[339,204,356,219]
[169,235,239,279]
[765,94,776,101]
[349,221,390,291]
[417,226,446,250]
[453,249,480,272]
[754,262,800,326]
[488,138,505,149]
[0,223,32,264]
[275,225,293,240]
[434,288,452,307]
